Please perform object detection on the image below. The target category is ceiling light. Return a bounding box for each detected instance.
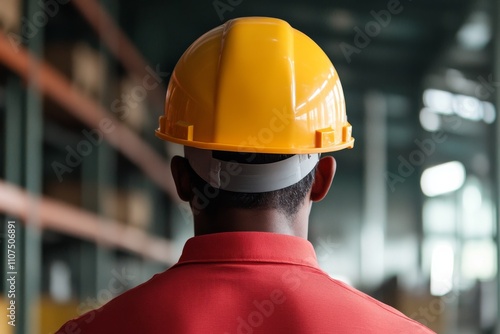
[423,89,454,114]
[457,12,491,50]
[419,108,441,131]
[421,161,466,197]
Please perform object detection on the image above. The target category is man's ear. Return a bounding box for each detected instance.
[310,155,336,202]
[171,156,193,202]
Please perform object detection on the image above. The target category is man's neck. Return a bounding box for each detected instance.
[193,207,309,238]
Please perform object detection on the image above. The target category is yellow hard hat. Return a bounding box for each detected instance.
[156,17,354,154]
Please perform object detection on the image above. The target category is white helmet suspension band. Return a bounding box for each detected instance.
[184,146,320,193]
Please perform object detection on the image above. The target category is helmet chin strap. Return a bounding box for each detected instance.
[184,146,320,193]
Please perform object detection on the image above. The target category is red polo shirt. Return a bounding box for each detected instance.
[57,232,434,333]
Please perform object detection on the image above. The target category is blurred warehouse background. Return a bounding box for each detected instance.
[0,0,499,333]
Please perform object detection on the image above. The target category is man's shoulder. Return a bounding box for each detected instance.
[55,271,170,333]
[304,273,435,333]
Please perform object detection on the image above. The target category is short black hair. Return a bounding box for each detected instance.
[187,151,316,217]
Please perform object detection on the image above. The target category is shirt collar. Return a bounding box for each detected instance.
[178,232,319,268]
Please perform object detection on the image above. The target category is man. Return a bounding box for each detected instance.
[57,17,434,333]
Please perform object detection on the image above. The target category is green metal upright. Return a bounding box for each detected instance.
[360,91,388,289]
[20,0,45,331]
[4,75,24,333]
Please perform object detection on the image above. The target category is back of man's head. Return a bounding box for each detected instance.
[156,17,354,226]
[186,151,316,217]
